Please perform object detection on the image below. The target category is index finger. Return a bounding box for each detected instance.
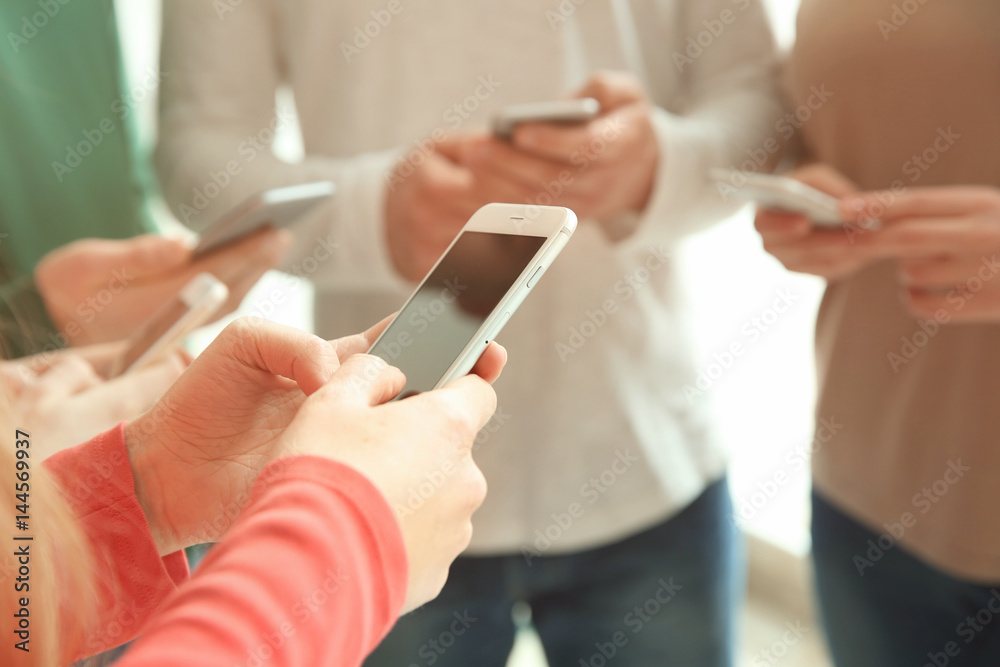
[857,218,1000,257]
[843,187,1000,223]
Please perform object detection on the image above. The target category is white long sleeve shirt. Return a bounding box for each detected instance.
[156,0,781,555]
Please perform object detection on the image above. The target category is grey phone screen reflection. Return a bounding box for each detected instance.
[370,231,545,396]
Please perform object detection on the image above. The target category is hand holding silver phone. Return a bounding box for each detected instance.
[108,273,229,377]
[710,168,880,229]
[193,181,335,256]
[493,98,601,140]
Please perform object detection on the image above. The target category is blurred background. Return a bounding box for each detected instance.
[117,1,829,664]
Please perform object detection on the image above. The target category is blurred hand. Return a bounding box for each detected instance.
[124,316,506,584]
[754,163,888,281]
[2,345,186,458]
[459,70,659,239]
[35,229,291,346]
[843,186,1000,322]
[384,139,483,282]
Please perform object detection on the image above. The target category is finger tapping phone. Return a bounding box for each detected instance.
[709,169,881,229]
[109,273,229,377]
[193,181,336,256]
[493,98,601,140]
[368,203,577,397]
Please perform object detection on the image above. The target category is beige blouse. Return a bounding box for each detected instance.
[788,0,1000,581]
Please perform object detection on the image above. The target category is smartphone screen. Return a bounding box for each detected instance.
[370,231,545,395]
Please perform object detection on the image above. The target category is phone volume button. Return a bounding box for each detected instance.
[526,266,545,288]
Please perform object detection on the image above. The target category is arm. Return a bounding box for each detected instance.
[42,425,190,664]
[116,457,407,667]
[156,0,406,292]
[626,0,783,248]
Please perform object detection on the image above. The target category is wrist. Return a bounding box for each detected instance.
[123,418,179,556]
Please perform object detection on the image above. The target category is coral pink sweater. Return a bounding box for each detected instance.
[39,424,407,666]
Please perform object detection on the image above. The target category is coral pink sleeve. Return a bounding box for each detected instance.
[115,455,409,667]
[44,424,190,663]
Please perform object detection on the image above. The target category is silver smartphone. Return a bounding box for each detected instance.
[709,168,881,229]
[368,203,577,396]
[493,98,601,140]
[193,181,335,256]
[109,273,229,377]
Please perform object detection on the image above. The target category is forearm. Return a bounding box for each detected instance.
[623,0,783,249]
[116,457,407,667]
[42,425,189,663]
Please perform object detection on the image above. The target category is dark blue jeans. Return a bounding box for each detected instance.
[812,491,1000,667]
[365,477,741,667]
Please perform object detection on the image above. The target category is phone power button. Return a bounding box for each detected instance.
[527,266,545,288]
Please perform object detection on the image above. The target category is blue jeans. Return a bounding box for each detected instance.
[812,491,1000,667]
[365,477,741,667]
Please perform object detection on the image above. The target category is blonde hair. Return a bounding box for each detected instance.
[1,396,95,666]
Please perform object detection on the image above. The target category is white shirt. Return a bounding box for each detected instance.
[156,0,781,555]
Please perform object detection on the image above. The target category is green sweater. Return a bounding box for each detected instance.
[0,0,155,357]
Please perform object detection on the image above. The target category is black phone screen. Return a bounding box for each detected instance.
[370,231,545,395]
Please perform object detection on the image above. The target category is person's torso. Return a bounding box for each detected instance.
[0,0,153,278]
[789,0,1000,580]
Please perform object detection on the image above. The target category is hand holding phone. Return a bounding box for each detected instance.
[194,181,335,256]
[493,98,601,140]
[710,168,881,229]
[369,203,577,397]
[109,273,229,377]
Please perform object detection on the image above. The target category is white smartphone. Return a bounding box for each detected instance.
[193,181,336,256]
[368,203,577,397]
[709,168,880,229]
[109,273,229,377]
[493,98,601,140]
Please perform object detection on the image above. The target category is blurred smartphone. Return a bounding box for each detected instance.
[709,168,880,229]
[368,203,577,397]
[193,181,335,256]
[493,98,601,140]
[109,274,229,377]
